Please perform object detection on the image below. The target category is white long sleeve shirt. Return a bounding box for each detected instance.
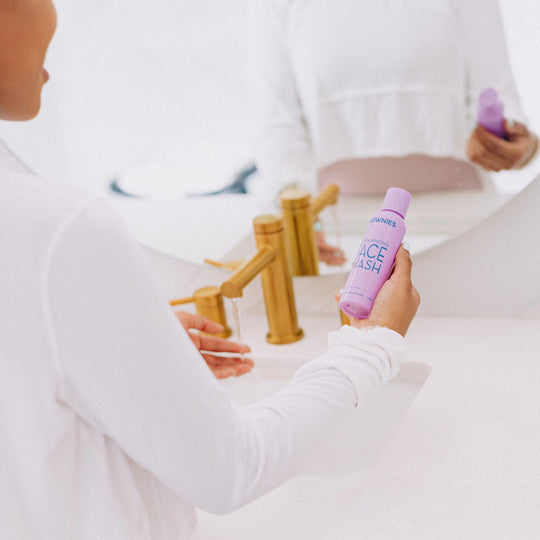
[251,0,525,191]
[0,140,405,540]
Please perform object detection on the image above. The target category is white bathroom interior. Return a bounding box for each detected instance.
[2,1,540,538]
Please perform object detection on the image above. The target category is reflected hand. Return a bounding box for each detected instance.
[175,311,254,379]
[336,246,420,337]
[467,121,539,172]
[316,230,347,266]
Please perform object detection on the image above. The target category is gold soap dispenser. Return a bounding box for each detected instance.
[169,286,232,338]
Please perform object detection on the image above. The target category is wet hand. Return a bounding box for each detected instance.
[467,121,539,172]
[337,246,420,337]
[175,311,254,379]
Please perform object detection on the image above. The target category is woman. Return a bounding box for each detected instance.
[0,1,419,538]
[250,0,538,197]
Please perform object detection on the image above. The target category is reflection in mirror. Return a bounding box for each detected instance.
[248,0,539,273]
[0,1,538,272]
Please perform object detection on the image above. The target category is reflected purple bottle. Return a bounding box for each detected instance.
[478,88,507,139]
[339,188,411,320]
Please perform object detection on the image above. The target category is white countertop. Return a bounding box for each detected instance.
[193,317,540,540]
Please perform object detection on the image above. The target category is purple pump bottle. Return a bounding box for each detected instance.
[339,187,411,320]
[478,88,507,139]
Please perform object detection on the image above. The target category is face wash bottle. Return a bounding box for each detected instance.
[339,187,411,320]
[478,88,507,139]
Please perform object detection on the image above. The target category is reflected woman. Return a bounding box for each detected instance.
[250,0,538,198]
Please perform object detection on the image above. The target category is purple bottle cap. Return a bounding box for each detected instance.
[479,88,498,108]
[479,88,504,119]
[381,187,412,219]
[478,88,506,138]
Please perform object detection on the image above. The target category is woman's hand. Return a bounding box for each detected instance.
[316,230,347,266]
[467,121,539,172]
[338,246,420,337]
[175,311,254,379]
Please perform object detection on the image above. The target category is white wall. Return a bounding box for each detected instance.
[495,0,540,191]
[0,0,538,194]
[0,0,250,193]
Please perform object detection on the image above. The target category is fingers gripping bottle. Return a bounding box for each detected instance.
[478,88,507,139]
[339,188,411,320]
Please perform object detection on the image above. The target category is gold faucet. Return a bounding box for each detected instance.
[339,309,351,326]
[221,214,304,345]
[170,286,232,338]
[280,184,340,276]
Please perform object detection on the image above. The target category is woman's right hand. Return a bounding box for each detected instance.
[339,246,420,337]
[175,311,254,379]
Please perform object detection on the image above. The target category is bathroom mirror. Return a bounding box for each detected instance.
[1,0,539,272]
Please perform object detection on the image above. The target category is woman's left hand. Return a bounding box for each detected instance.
[175,311,254,379]
[467,120,539,172]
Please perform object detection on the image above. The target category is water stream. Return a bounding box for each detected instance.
[231,297,245,359]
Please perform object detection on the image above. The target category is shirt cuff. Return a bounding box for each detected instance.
[295,325,406,406]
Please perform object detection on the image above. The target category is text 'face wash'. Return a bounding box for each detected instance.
[339,188,411,320]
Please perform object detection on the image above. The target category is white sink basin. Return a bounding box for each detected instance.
[220,359,430,477]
